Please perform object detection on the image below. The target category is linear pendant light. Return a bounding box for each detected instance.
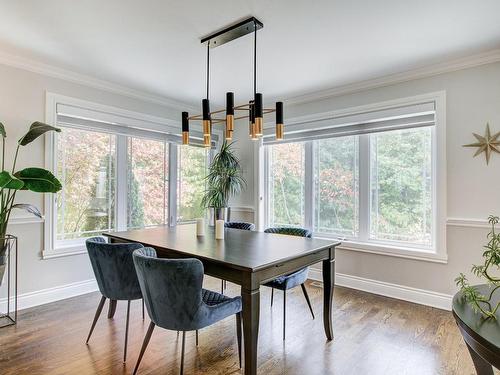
[181,17,285,146]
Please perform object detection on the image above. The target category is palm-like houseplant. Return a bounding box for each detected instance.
[201,141,246,223]
[0,121,62,285]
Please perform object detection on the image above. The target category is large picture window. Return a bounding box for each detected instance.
[264,94,445,259]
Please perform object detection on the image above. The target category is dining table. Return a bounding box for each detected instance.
[103,224,340,375]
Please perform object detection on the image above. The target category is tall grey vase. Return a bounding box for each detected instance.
[209,207,230,226]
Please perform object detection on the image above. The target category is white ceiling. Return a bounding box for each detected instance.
[1,0,500,107]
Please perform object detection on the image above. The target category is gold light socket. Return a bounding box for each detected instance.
[255,117,263,136]
[276,123,284,140]
[182,131,189,145]
[250,122,258,140]
[204,134,211,148]
[203,120,211,135]
[226,114,234,131]
[225,129,233,140]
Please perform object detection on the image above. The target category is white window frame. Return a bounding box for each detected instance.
[259,91,447,263]
[43,93,216,259]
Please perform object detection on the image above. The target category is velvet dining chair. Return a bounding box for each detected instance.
[85,237,145,362]
[263,227,315,340]
[132,247,242,375]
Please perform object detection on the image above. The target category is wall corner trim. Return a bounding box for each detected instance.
[308,269,452,311]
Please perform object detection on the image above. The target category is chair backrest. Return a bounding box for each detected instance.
[264,227,313,238]
[133,248,206,331]
[224,221,255,231]
[86,237,144,301]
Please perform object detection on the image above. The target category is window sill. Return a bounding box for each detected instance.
[42,244,87,260]
[315,236,448,264]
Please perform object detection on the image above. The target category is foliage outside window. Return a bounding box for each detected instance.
[266,126,434,249]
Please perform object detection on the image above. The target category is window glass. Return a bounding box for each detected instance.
[177,146,207,222]
[56,127,116,241]
[268,142,306,227]
[127,138,168,229]
[370,127,433,246]
[314,136,359,237]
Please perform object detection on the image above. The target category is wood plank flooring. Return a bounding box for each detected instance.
[0,278,491,375]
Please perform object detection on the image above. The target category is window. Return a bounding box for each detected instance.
[314,136,359,237]
[56,127,116,242]
[263,93,446,260]
[177,145,208,222]
[370,127,432,246]
[127,138,168,229]
[268,142,305,227]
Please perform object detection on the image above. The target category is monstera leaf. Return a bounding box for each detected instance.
[0,122,5,138]
[0,171,24,190]
[18,122,61,146]
[14,168,62,193]
[11,204,42,218]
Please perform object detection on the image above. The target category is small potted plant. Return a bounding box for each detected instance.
[455,215,500,319]
[201,141,246,225]
[0,121,62,285]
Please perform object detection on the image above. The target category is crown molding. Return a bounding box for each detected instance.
[0,50,197,112]
[284,48,500,106]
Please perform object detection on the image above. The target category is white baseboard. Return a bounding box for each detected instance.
[0,278,98,312]
[308,269,452,311]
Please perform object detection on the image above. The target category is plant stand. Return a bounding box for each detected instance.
[0,235,18,328]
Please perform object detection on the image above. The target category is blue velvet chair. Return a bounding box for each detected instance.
[221,221,255,293]
[132,247,242,375]
[224,221,255,231]
[85,237,145,362]
[264,227,315,340]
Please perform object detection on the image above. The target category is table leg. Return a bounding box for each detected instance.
[462,336,494,375]
[322,257,335,341]
[242,287,260,375]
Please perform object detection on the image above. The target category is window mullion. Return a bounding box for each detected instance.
[168,143,178,226]
[115,135,128,232]
[304,141,314,230]
[358,134,370,241]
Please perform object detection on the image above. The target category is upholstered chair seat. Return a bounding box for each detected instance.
[132,247,242,374]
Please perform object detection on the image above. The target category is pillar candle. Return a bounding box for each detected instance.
[215,219,225,240]
[196,218,205,236]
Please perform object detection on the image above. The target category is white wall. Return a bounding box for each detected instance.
[0,62,181,302]
[237,61,500,298]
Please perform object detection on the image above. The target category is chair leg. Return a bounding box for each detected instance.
[123,300,131,363]
[133,321,155,375]
[221,279,224,294]
[142,298,145,321]
[236,312,242,368]
[108,299,117,319]
[271,288,274,307]
[300,283,315,319]
[180,331,186,375]
[86,296,106,344]
[196,330,199,346]
[283,290,286,341]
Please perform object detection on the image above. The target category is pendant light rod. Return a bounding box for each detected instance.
[206,41,210,100]
[254,19,257,96]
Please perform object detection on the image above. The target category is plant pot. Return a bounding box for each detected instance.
[209,207,231,226]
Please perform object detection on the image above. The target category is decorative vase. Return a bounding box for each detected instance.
[209,207,230,226]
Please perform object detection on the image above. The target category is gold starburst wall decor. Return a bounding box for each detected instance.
[463,123,500,165]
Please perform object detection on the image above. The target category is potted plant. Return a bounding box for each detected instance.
[0,121,62,285]
[456,215,500,319]
[201,141,246,224]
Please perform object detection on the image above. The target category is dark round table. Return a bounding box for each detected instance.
[453,284,500,375]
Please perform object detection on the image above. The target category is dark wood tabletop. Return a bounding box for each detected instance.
[104,224,340,375]
[453,284,500,374]
[105,224,337,272]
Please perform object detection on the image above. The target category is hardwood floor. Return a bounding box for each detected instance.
[0,278,488,375]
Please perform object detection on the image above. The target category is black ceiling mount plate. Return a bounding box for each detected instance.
[200,16,263,48]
